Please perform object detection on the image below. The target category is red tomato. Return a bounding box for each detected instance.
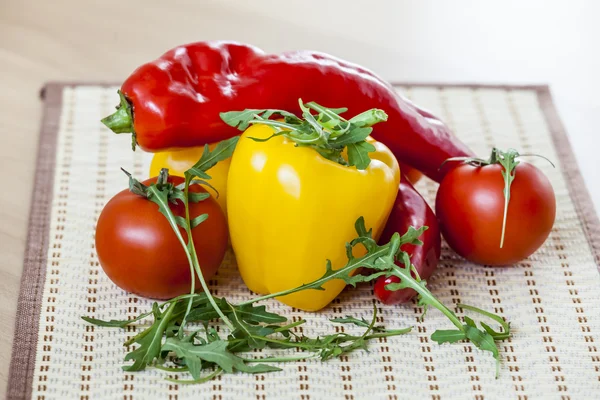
[435,162,556,265]
[95,176,228,299]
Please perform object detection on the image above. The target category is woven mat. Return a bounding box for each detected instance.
[7,83,600,400]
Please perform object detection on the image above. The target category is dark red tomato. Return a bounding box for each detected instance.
[374,176,441,304]
[95,176,228,299]
[435,162,556,265]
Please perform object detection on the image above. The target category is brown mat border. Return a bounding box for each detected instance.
[6,82,600,399]
[7,83,63,400]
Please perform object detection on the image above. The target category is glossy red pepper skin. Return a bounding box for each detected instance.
[373,175,441,304]
[115,41,472,182]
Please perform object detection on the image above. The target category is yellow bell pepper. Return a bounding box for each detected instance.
[227,121,400,311]
[149,144,231,215]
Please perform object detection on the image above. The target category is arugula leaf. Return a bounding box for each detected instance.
[202,326,219,343]
[465,326,498,358]
[190,214,209,229]
[163,339,237,374]
[188,191,211,203]
[330,316,372,328]
[220,100,387,170]
[305,102,349,129]
[185,303,221,322]
[81,309,153,328]
[234,304,287,324]
[185,297,287,326]
[457,304,510,340]
[123,302,177,371]
[163,338,281,376]
[233,362,281,374]
[330,315,387,333]
[220,109,266,130]
[430,329,467,344]
[185,136,239,181]
[221,109,300,131]
[347,141,377,170]
[225,303,270,349]
[331,127,372,146]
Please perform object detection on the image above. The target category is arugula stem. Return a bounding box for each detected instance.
[180,179,197,335]
[238,244,394,307]
[389,264,464,331]
[457,303,510,339]
[147,183,200,321]
[166,368,222,384]
[347,108,388,128]
[352,304,378,343]
[161,293,208,307]
[145,171,235,333]
[183,176,235,332]
[81,308,156,328]
[123,297,195,346]
[128,301,178,349]
[249,335,322,350]
[273,320,306,333]
[248,327,411,351]
[154,364,190,372]
[124,324,154,347]
[363,329,412,339]
[238,354,315,363]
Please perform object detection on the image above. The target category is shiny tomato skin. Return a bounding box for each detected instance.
[435,162,555,265]
[95,176,228,299]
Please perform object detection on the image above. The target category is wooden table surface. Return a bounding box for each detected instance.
[1,0,599,394]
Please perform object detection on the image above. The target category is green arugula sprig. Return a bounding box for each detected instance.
[84,137,511,383]
[220,100,387,170]
[442,148,554,248]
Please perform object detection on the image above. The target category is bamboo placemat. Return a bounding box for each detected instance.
[7,83,600,400]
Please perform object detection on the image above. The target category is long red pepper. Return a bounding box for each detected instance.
[374,175,441,304]
[102,41,472,182]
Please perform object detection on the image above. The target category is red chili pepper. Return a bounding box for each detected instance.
[102,41,472,182]
[373,175,441,305]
